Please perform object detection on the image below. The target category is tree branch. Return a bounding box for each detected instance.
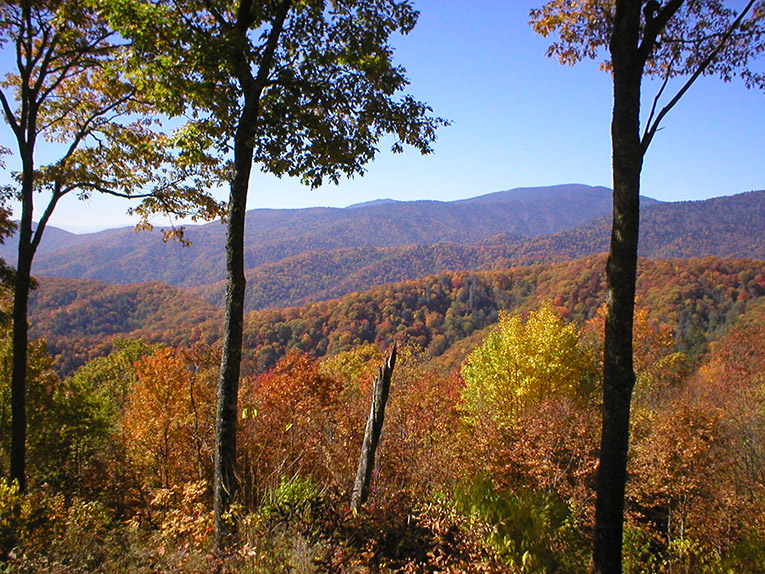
[642,0,758,153]
[642,54,678,143]
[54,90,136,169]
[201,0,229,29]
[31,183,66,253]
[253,0,292,92]
[0,89,22,140]
[37,31,117,105]
[639,0,685,63]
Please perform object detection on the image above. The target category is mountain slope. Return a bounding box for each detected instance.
[30,256,765,376]
[9,184,637,287]
[239,255,765,371]
[506,189,765,262]
[188,190,765,311]
[29,277,222,374]
[12,186,765,316]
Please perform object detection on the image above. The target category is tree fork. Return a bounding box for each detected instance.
[213,0,292,550]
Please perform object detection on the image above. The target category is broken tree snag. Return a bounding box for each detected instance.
[351,343,397,512]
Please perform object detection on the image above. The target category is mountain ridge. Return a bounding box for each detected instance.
[2,184,650,287]
[187,189,765,311]
[6,185,764,315]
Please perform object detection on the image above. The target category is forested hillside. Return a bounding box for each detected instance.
[512,189,765,262]
[241,256,765,371]
[29,255,765,376]
[9,188,764,317]
[10,253,765,573]
[3,0,765,568]
[12,191,765,573]
[29,278,222,374]
[182,190,764,312]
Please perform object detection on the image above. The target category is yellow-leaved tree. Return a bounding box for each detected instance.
[460,302,595,431]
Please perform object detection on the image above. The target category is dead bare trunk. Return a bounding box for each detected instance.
[351,344,396,511]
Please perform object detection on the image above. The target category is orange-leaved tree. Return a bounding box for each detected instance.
[238,350,344,506]
[123,346,217,492]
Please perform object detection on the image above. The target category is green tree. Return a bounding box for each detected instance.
[530,1,765,571]
[106,0,444,546]
[0,0,223,493]
[0,337,157,498]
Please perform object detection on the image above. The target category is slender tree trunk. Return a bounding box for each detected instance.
[213,107,255,549]
[212,2,291,551]
[10,245,32,493]
[593,3,643,572]
[351,344,396,512]
[9,153,36,493]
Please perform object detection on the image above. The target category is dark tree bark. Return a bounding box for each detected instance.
[213,122,252,548]
[10,207,32,493]
[10,137,37,492]
[351,344,396,512]
[593,4,643,573]
[213,0,291,550]
[593,1,682,572]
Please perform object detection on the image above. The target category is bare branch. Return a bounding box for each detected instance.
[74,183,157,199]
[30,183,65,252]
[642,54,678,143]
[642,0,758,153]
[0,89,22,140]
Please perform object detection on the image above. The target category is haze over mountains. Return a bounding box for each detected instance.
[4,184,622,286]
[8,183,764,313]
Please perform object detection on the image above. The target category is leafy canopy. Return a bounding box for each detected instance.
[531,0,765,85]
[530,0,765,148]
[105,0,446,188]
[0,0,225,235]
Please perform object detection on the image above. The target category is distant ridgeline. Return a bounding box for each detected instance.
[9,185,763,312]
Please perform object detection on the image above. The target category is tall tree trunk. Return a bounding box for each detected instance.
[212,2,291,550]
[351,344,396,512]
[10,243,32,493]
[9,153,36,493]
[594,2,643,572]
[213,109,255,550]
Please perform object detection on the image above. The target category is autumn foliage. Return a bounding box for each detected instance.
[3,260,765,571]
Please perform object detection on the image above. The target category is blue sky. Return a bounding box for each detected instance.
[2,0,764,233]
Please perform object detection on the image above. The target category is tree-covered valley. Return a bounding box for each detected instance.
[4,250,765,572]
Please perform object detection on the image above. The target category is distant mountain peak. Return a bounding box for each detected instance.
[8,185,758,295]
[345,198,400,209]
